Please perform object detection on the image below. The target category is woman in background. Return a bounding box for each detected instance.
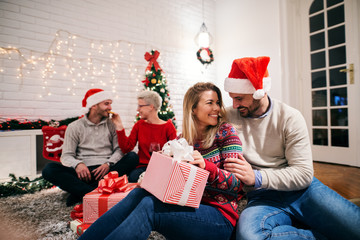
[111,90,177,182]
[79,82,244,240]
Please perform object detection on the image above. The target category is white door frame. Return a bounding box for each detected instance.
[279,0,360,166]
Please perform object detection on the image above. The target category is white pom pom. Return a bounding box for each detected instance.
[253,89,265,99]
[80,107,89,115]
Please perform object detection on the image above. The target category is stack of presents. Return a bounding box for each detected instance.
[69,139,210,236]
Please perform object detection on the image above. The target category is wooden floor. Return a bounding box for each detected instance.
[314,161,360,200]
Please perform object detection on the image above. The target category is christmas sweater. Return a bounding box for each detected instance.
[197,123,244,226]
[116,119,177,168]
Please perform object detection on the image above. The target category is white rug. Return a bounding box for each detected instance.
[0,187,77,240]
[0,187,166,239]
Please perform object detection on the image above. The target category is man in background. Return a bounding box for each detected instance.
[42,88,138,206]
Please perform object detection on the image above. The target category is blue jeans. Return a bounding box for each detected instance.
[128,166,147,182]
[79,188,234,240]
[237,177,360,240]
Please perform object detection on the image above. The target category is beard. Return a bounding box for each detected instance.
[96,109,110,119]
[238,99,261,118]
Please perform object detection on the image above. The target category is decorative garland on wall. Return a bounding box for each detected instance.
[0,116,79,130]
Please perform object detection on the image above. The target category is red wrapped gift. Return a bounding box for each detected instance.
[70,203,83,220]
[83,172,138,223]
[69,218,91,236]
[141,152,209,208]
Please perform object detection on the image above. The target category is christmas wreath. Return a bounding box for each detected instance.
[196,47,214,65]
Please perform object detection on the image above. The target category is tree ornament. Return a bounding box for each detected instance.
[196,47,214,65]
[142,77,150,86]
[151,78,157,84]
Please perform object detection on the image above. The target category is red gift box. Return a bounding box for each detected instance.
[141,152,209,208]
[83,172,138,223]
[70,203,83,220]
[69,218,91,236]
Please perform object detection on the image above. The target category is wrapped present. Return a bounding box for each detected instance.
[69,218,91,236]
[70,203,83,220]
[83,172,138,223]
[141,139,209,208]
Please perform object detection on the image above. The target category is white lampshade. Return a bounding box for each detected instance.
[194,23,213,48]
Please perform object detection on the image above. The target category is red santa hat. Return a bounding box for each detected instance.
[81,88,113,114]
[224,56,271,99]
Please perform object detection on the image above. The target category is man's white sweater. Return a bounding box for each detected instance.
[227,98,314,191]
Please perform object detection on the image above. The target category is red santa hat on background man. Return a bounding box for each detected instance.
[81,88,113,114]
[224,56,271,99]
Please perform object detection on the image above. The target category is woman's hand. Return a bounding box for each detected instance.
[224,153,255,186]
[110,112,124,131]
[188,150,206,169]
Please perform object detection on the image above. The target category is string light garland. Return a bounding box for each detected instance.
[0,30,159,98]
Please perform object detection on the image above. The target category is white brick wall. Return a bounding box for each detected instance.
[0,0,217,133]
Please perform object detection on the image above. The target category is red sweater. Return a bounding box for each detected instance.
[116,119,177,168]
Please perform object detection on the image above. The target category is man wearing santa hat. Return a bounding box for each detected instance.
[223,56,360,240]
[42,88,138,206]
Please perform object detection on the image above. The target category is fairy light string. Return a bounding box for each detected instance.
[0,29,162,98]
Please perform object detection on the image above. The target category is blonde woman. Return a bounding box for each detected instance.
[80,82,245,240]
[111,90,177,182]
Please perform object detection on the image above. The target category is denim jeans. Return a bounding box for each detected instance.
[237,177,360,240]
[79,188,234,240]
[128,166,147,182]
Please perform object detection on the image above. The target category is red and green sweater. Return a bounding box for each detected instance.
[116,119,177,168]
[197,123,244,226]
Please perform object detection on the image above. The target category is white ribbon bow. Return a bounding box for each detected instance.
[162,138,194,162]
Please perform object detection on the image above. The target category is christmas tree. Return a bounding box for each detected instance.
[137,50,176,128]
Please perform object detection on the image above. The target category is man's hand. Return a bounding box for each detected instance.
[92,163,110,181]
[224,153,255,186]
[75,163,92,182]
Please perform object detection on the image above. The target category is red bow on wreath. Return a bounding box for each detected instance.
[144,50,162,72]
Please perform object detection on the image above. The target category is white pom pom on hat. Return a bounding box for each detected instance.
[81,88,113,114]
[224,56,271,99]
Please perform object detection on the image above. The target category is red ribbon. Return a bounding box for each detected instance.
[97,171,129,194]
[87,172,138,219]
[71,203,83,220]
[144,50,162,72]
